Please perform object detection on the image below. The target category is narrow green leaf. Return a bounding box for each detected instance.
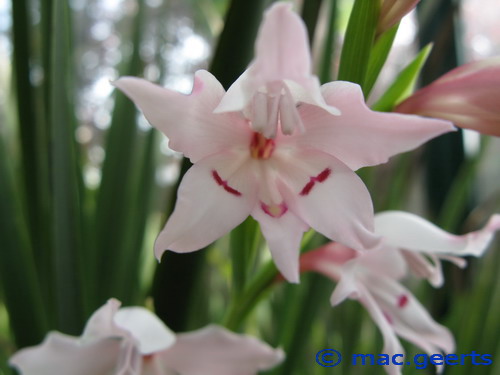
[93,0,145,308]
[337,0,380,88]
[209,0,270,88]
[49,0,85,334]
[270,274,332,375]
[318,0,338,83]
[371,43,433,112]
[112,130,157,303]
[12,0,53,317]
[0,137,48,348]
[300,0,323,46]
[364,23,399,97]
[438,137,490,231]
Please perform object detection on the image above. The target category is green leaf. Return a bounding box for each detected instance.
[300,0,323,46]
[12,0,53,317]
[318,0,338,84]
[209,0,270,88]
[0,137,48,347]
[111,130,157,303]
[337,0,380,88]
[371,43,433,112]
[364,23,399,97]
[48,0,85,334]
[93,0,145,308]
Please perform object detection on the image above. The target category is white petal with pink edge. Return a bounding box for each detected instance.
[157,325,284,375]
[374,211,500,256]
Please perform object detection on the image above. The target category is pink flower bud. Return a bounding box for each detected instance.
[396,57,500,136]
[378,0,420,35]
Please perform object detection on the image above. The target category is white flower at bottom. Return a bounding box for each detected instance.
[10,299,284,375]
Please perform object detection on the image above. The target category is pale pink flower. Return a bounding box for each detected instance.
[378,0,420,35]
[10,299,284,375]
[396,57,500,136]
[114,71,453,282]
[214,2,340,138]
[300,212,500,375]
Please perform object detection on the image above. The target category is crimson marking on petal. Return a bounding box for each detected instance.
[261,202,288,218]
[212,170,242,196]
[397,294,409,308]
[300,168,332,196]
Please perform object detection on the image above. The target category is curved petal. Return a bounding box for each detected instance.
[330,270,405,374]
[367,275,455,355]
[158,325,284,375]
[278,151,380,251]
[9,333,120,375]
[155,153,257,259]
[113,307,176,355]
[113,70,250,162]
[292,81,455,171]
[252,203,308,283]
[375,211,500,256]
[82,298,125,343]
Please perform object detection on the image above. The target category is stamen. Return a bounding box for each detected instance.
[212,170,241,196]
[280,83,305,135]
[261,202,288,218]
[300,168,332,196]
[250,132,276,160]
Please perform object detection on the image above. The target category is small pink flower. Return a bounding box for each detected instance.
[10,299,284,375]
[396,57,500,136]
[378,0,420,35]
[114,71,453,282]
[214,2,340,138]
[301,212,500,375]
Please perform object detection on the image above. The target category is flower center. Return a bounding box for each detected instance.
[250,132,275,160]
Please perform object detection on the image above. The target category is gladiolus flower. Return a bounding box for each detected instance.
[300,212,500,375]
[214,2,340,139]
[10,299,284,375]
[378,0,420,36]
[396,57,500,136]
[114,71,453,283]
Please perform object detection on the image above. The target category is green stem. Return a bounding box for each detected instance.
[222,262,278,331]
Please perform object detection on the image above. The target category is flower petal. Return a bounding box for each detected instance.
[9,332,120,375]
[113,307,176,355]
[157,325,284,375]
[374,211,500,256]
[82,298,124,343]
[252,203,309,283]
[251,3,311,87]
[155,153,257,259]
[113,70,250,162]
[292,81,455,171]
[366,274,455,355]
[279,151,380,251]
